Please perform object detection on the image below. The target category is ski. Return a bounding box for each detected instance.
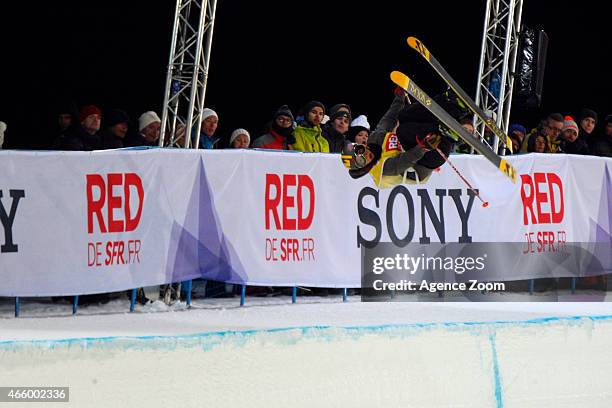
[406,36,513,152]
[390,70,517,183]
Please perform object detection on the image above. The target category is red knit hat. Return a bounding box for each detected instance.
[562,115,579,136]
[79,105,102,123]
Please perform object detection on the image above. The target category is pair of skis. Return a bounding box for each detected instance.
[391,37,516,183]
[406,37,514,152]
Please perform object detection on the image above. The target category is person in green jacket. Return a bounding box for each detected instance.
[291,100,330,152]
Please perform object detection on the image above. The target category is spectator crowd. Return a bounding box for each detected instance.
[0,99,610,159]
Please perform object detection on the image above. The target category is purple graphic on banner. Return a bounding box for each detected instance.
[165,159,248,284]
[589,164,612,269]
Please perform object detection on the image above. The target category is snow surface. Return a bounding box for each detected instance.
[3,294,612,407]
[2,292,612,342]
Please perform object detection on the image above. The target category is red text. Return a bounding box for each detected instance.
[520,172,564,225]
[87,173,144,234]
[265,174,315,230]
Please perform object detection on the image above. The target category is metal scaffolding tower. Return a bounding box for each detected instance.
[160,0,218,148]
[474,0,524,153]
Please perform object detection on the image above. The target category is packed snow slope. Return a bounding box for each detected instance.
[2,297,612,407]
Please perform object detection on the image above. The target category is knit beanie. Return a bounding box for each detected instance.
[301,101,325,116]
[105,109,130,127]
[347,115,370,142]
[230,128,250,145]
[350,114,370,130]
[329,103,352,117]
[56,99,79,118]
[138,111,161,131]
[202,108,218,121]
[79,105,102,123]
[580,108,598,123]
[273,105,294,121]
[508,123,527,137]
[562,116,579,136]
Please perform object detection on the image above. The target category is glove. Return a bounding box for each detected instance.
[416,133,441,151]
[394,86,412,105]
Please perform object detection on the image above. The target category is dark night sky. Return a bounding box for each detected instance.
[0,0,609,148]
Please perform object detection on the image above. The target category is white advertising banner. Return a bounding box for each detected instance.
[0,149,610,296]
[197,149,358,287]
[0,149,203,296]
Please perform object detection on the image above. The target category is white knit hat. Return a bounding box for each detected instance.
[230,128,250,145]
[350,114,370,130]
[202,108,218,121]
[138,111,161,131]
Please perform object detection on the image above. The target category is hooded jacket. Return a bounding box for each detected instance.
[292,121,329,152]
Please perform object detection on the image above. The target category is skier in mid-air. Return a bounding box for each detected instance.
[344,88,468,188]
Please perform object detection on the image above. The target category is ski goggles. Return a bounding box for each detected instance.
[341,143,368,169]
[353,144,367,167]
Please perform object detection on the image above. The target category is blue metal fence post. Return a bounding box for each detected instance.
[72,296,79,315]
[529,279,535,295]
[15,297,20,318]
[130,289,137,312]
[185,280,192,307]
[342,288,348,302]
[240,284,246,306]
[571,277,576,294]
[292,287,297,304]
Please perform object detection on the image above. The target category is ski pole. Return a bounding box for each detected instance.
[434,147,489,208]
